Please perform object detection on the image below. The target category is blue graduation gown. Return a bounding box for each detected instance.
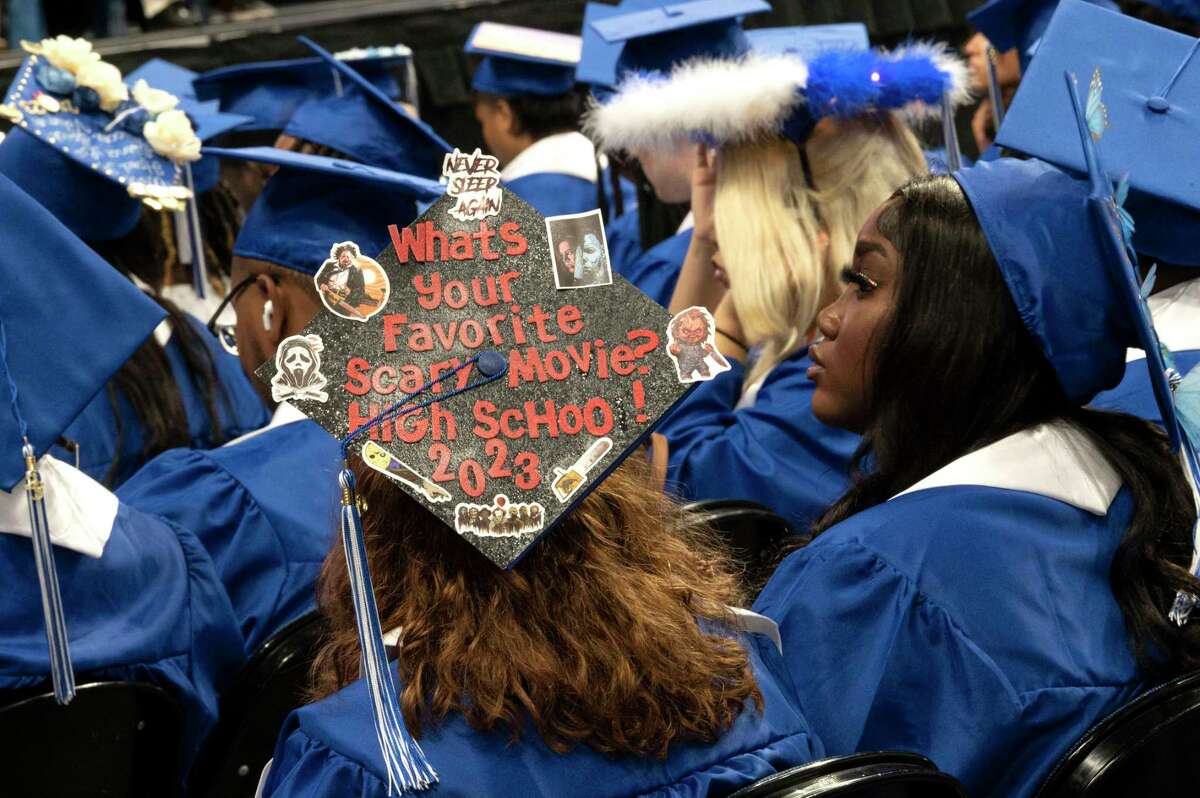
[616,227,692,307]
[505,172,600,219]
[58,313,269,487]
[118,406,341,654]
[0,465,243,778]
[659,349,858,528]
[754,423,1146,798]
[260,627,821,797]
[1092,349,1200,423]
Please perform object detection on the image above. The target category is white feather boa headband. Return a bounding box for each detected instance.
[584,42,970,152]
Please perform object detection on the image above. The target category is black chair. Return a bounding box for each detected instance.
[729,752,968,797]
[1036,670,1200,797]
[0,680,183,798]
[683,498,795,592]
[190,610,328,798]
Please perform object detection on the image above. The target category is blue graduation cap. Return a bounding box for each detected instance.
[0,173,165,703]
[204,146,443,277]
[279,37,452,181]
[954,63,1200,620]
[996,0,1200,266]
[968,0,1119,69]
[746,23,869,59]
[591,0,770,77]
[586,38,966,152]
[192,44,414,133]
[0,40,199,242]
[465,22,582,97]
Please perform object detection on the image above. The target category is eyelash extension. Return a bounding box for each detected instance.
[840,266,879,292]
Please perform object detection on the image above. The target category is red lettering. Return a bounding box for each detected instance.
[344,357,372,396]
[583,398,614,436]
[382,314,407,352]
[557,305,583,335]
[500,222,527,255]
[610,344,636,376]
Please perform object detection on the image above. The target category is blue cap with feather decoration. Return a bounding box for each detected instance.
[584,35,968,153]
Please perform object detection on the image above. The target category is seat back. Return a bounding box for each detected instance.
[0,680,183,798]
[683,498,794,590]
[190,610,328,798]
[1036,670,1200,797]
[729,752,968,797]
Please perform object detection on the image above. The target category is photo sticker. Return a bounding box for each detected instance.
[314,241,390,322]
[666,306,731,384]
[545,209,613,290]
[361,440,452,503]
[455,494,545,539]
[271,334,330,403]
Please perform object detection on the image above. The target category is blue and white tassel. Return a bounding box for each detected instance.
[0,319,74,704]
[333,351,508,794]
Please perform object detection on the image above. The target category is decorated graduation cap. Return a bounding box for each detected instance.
[592,0,770,78]
[0,36,203,242]
[954,64,1200,621]
[465,22,582,97]
[258,147,694,791]
[746,22,869,58]
[207,146,442,279]
[279,37,451,180]
[192,43,415,132]
[585,31,967,153]
[0,173,166,704]
[996,0,1200,266]
[968,0,1120,69]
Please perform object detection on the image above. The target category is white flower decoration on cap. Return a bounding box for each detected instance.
[131,79,179,116]
[75,60,128,112]
[143,109,202,163]
[23,36,100,75]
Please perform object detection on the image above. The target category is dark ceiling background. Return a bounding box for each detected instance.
[1,0,984,155]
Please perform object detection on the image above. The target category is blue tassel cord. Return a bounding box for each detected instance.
[0,318,75,704]
[333,351,508,794]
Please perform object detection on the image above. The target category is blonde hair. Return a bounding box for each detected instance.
[714,113,926,389]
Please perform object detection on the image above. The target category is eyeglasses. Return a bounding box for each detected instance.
[206,275,258,357]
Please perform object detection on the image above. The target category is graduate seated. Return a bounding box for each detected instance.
[0,38,269,487]
[583,0,771,306]
[987,1,1200,426]
[466,22,627,220]
[0,174,243,787]
[755,106,1200,797]
[623,29,959,528]
[118,147,442,654]
[255,180,820,797]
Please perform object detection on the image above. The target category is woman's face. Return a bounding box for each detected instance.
[633,142,695,204]
[808,202,900,433]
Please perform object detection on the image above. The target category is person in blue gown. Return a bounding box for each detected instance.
[258,460,820,798]
[643,33,957,526]
[0,174,243,785]
[119,141,441,653]
[464,22,625,220]
[0,41,270,487]
[755,158,1200,797]
[583,1,772,306]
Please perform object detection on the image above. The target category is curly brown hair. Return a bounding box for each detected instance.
[310,453,762,758]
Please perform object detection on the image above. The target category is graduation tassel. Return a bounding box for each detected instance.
[0,319,74,704]
[183,163,209,300]
[24,440,75,704]
[940,91,962,173]
[339,468,436,794]
[332,352,507,794]
[985,45,1006,132]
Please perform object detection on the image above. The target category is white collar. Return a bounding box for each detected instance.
[677,211,695,234]
[891,421,1122,516]
[223,401,306,447]
[1126,276,1200,362]
[0,454,118,558]
[501,131,600,184]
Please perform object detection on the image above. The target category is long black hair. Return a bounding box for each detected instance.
[89,208,233,485]
[809,174,1200,676]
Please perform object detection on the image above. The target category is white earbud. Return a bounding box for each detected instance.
[262,300,274,331]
